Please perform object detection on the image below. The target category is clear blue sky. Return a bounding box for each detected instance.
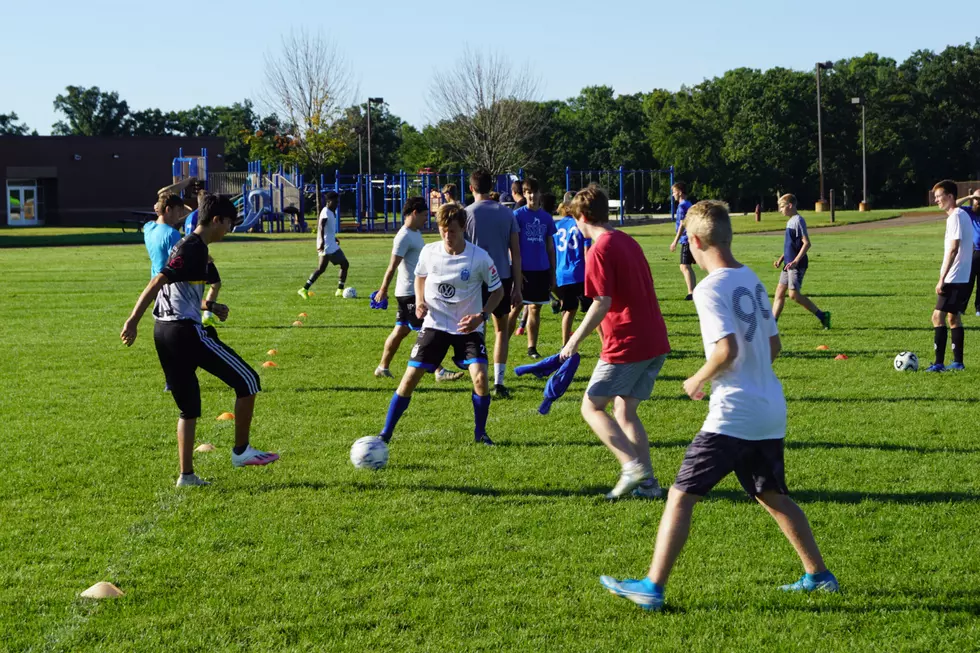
[3,0,977,135]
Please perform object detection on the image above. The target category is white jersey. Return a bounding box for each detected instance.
[317,207,340,255]
[415,241,501,335]
[693,265,786,441]
[942,208,973,284]
[392,226,425,297]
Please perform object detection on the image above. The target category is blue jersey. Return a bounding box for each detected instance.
[514,207,557,272]
[553,216,590,287]
[143,221,183,277]
[966,207,980,251]
[184,209,199,234]
[783,214,809,268]
[675,199,692,244]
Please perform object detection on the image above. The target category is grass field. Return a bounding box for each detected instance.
[2,219,979,651]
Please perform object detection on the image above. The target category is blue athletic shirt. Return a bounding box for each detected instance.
[514,206,557,272]
[553,216,591,286]
[966,207,980,251]
[144,221,183,277]
[184,209,199,234]
[675,199,692,245]
[783,214,809,268]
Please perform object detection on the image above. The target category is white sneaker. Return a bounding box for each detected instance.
[975,311,980,317]
[374,367,393,378]
[632,478,664,499]
[232,445,280,467]
[176,473,211,488]
[606,463,651,500]
[435,368,465,382]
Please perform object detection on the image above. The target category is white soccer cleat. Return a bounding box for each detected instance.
[606,463,651,500]
[232,445,280,467]
[176,473,211,488]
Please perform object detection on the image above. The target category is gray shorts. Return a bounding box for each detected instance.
[586,355,666,401]
[778,267,806,291]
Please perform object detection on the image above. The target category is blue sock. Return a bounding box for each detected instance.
[815,310,825,321]
[472,393,491,437]
[806,570,835,583]
[381,393,411,442]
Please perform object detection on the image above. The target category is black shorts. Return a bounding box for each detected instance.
[557,282,593,313]
[395,295,423,331]
[679,243,694,266]
[318,249,349,266]
[522,269,552,305]
[408,328,487,372]
[153,320,261,420]
[673,431,788,498]
[483,276,514,319]
[936,282,971,314]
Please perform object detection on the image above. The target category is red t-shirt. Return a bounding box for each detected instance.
[584,229,670,363]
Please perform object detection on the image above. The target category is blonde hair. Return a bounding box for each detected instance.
[570,186,609,224]
[557,191,575,217]
[777,193,797,209]
[684,200,733,247]
[435,203,466,229]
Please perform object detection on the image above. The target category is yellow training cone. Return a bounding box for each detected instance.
[267,349,278,356]
[195,443,216,453]
[216,412,235,421]
[81,582,124,599]
[298,312,308,318]
[292,321,303,327]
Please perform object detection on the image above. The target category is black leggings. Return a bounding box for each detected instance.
[306,250,349,288]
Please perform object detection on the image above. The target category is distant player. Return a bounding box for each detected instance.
[121,193,279,487]
[514,178,557,359]
[376,204,504,446]
[465,168,523,398]
[372,197,464,382]
[599,200,838,612]
[771,194,831,328]
[511,180,527,208]
[560,186,670,500]
[553,191,592,346]
[668,182,696,300]
[298,191,350,299]
[926,180,974,372]
[147,192,187,277]
[442,183,462,206]
[957,190,980,317]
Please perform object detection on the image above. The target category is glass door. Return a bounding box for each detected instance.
[6,183,39,226]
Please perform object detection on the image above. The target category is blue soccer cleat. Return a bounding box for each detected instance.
[924,363,946,373]
[779,571,839,593]
[599,576,665,611]
[945,362,965,372]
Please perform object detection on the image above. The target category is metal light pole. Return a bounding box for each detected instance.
[366,97,383,219]
[851,97,868,211]
[815,61,833,212]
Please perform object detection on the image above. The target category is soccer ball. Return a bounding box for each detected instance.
[342,287,357,299]
[894,351,918,372]
[350,436,388,470]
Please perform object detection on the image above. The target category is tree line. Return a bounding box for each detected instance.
[2,38,978,210]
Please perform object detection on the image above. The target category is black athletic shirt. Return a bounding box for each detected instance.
[153,233,220,323]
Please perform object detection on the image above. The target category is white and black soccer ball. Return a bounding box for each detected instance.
[342,287,358,299]
[894,351,918,372]
[350,436,388,470]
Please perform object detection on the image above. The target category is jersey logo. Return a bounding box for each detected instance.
[461,268,471,281]
[169,256,184,269]
[438,283,456,299]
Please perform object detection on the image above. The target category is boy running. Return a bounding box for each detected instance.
[560,187,670,499]
[771,194,831,328]
[553,191,592,346]
[514,178,557,359]
[376,204,504,446]
[372,197,464,382]
[298,191,350,298]
[600,200,838,612]
[121,193,279,487]
[668,182,696,300]
[926,180,974,372]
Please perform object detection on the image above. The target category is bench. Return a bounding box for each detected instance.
[608,199,623,216]
[120,212,156,233]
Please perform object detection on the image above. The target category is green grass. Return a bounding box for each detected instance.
[2,220,979,651]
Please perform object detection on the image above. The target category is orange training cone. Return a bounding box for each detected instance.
[217,412,235,421]
[267,349,278,356]
[298,312,308,318]
[835,354,849,360]
[262,361,278,368]
[292,320,303,327]
[816,345,830,351]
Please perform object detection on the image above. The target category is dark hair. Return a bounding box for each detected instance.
[932,179,957,198]
[469,168,492,194]
[442,183,458,200]
[198,192,238,226]
[488,191,500,201]
[324,191,339,202]
[155,192,185,215]
[522,177,540,193]
[403,196,427,216]
[511,180,523,194]
[672,181,687,194]
[541,192,557,214]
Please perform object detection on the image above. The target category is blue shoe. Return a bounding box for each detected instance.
[945,362,965,372]
[780,571,839,593]
[599,576,664,611]
[924,363,946,373]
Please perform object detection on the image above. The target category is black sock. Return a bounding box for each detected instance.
[233,444,247,455]
[934,326,948,366]
[951,327,965,364]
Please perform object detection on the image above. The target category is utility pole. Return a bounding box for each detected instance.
[851,97,868,211]
[815,61,834,212]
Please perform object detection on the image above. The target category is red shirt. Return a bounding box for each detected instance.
[585,229,670,363]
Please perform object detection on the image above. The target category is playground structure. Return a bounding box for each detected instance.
[565,166,676,222]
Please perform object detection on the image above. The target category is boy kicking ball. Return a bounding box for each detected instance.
[772,194,831,328]
[600,200,837,611]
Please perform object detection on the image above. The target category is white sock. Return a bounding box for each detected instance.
[494,364,506,386]
[622,458,641,472]
[202,310,214,320]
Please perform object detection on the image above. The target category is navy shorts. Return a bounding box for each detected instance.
[395,295,423,331]
[673,431,788,498]
[679,243,694,266]
[408,328,487,372]
[557,282,593,313]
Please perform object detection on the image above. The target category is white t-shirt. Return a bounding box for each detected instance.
[317,208,340,255]
[693,266,786,441]
[415,241,501,335]
[392,226,425,297]
[942,208,974,284]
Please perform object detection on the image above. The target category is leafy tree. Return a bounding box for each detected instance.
[0,112,30,136]
[52,86,131,136]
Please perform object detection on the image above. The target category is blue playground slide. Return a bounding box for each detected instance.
[234,189,271,233]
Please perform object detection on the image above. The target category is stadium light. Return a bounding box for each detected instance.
[366,97,384,219]
[815,61,834,212]
[851,97,868,210]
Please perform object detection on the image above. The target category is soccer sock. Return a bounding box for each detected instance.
[806,570,835,583]
[951,327,965,364]
[815,310,825,322]
[233,444,247,455]
[638,577,665,595]
[381,392,411,442]
[338,282,345,290]
[494,364,506,386]
[934,326,949,365]
[472,393,491,437]
[304,278,315,289]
